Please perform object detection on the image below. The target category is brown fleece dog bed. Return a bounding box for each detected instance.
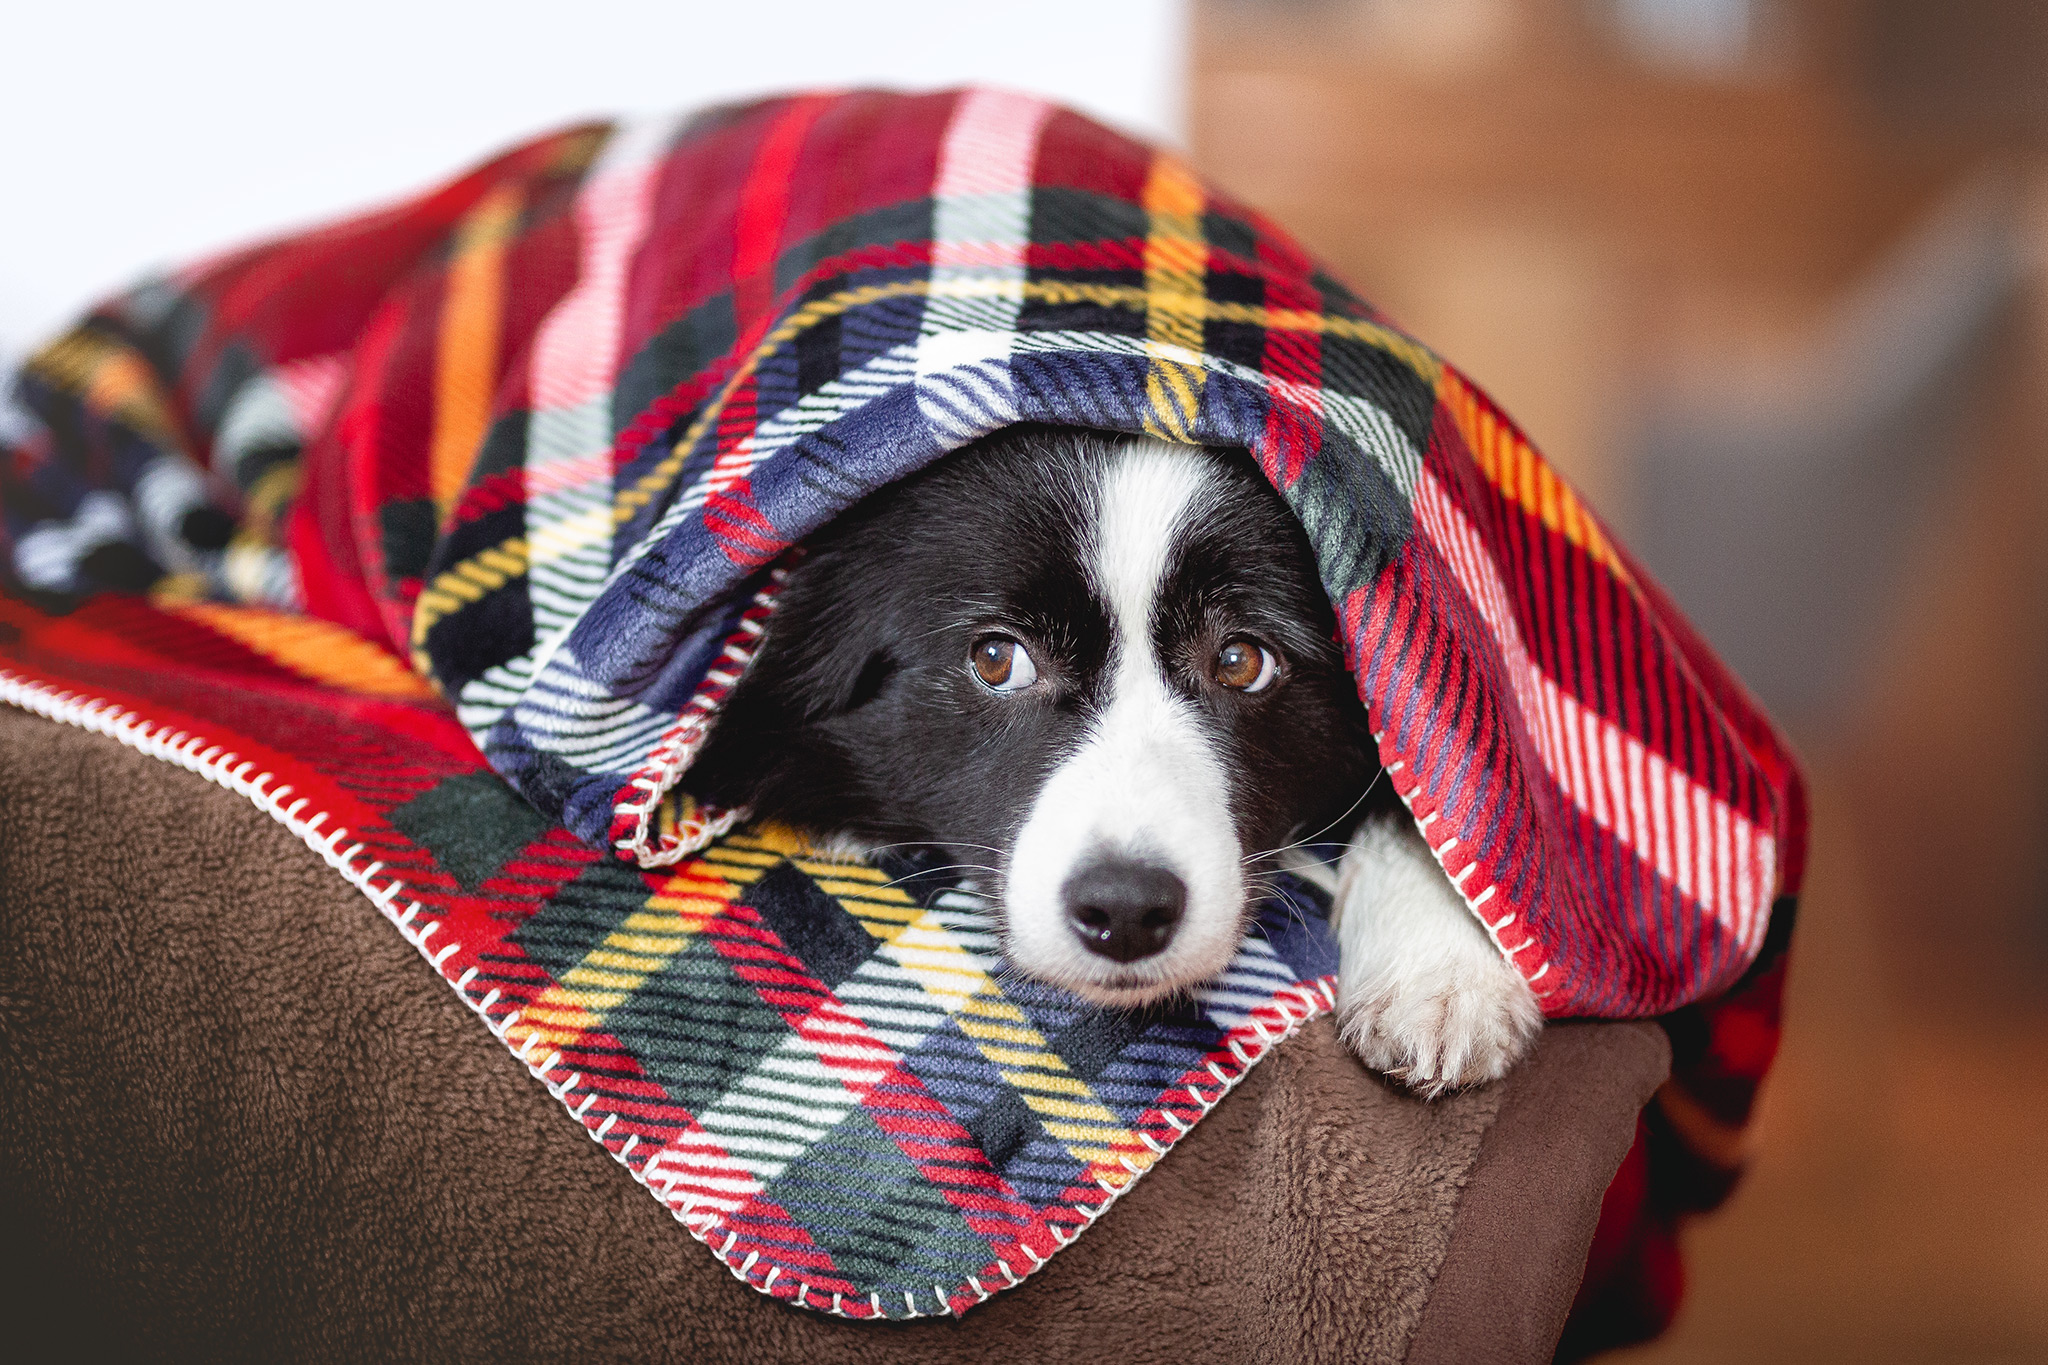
[0,708,1667,1363]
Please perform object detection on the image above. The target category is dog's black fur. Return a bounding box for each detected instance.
[688,424,1389,879]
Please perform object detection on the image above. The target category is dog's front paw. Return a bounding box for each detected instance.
[1331,817,1543,1097]
[1336,951,1542,1097]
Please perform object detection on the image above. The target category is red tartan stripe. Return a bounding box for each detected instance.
[731,95,837,332]
[1031,105,1151,202]
[1611,532,1811,896]
[705,491,789,567]
[461,839,604,911]
[1426,393,1780,837]
[51,597,340,684]
[637,1118,857,1290]
[1350,536,1770,1013]
[1410,469,1776,957]
[618,92,953,375]
[1345,560,1563,998]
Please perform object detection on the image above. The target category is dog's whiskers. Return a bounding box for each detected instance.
[1241,768,1385,868]
[878,863,1004,891]
[856,838,1010,860]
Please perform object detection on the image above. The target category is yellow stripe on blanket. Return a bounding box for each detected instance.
[1140,154,1210,443]
[1440,369,1631,585]
[515,839,759,1051]
[26,330,185,450]
[430,185,524,520]
[174,603,436,699]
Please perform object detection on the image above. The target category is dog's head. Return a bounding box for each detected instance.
[691,425,1380,1003]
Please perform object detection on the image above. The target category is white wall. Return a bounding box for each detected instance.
[0,0,1184,364]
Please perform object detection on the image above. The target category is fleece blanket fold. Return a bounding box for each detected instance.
[1,87,1801,1318]
[0,592,1346,1320]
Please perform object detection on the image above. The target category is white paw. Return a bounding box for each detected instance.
[1337,951,1542,1097]
[1331,817,1542,1097]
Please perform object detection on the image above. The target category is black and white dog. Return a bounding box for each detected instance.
[689,425,1540,1092]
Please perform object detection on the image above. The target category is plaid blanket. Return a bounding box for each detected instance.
[1,88,1803,1323]
[0,591,1349,1321]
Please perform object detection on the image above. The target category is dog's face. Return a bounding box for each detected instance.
[690,425,1380,1003]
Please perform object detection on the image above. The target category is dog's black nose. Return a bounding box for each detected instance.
[1062,859,1186,963]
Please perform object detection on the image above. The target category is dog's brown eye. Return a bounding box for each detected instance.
[1214,638,1279,693]
[972,635,1038,693]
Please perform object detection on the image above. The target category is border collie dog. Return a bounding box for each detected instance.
[690,425,1541,1092]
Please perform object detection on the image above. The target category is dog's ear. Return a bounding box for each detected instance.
[684,582,901,828]
[839,648,897,714]
[766,602,903,725]
[706,557,905,734]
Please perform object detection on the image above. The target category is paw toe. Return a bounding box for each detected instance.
[1337,964,1541,1094]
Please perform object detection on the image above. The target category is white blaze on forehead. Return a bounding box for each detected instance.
[1091,440,1216,650]
[1003,439,1248,1004]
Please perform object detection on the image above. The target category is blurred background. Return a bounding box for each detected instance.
[6,1,2044,1359]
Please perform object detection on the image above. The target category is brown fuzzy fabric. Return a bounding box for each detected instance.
[0,708,1667,1364]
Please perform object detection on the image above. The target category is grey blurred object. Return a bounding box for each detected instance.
[1606,0,1766,72]
[1632,173,2036,726]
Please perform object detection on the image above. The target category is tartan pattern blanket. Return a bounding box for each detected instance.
[1,88,1803,1318]
[0,593,1339,1319]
